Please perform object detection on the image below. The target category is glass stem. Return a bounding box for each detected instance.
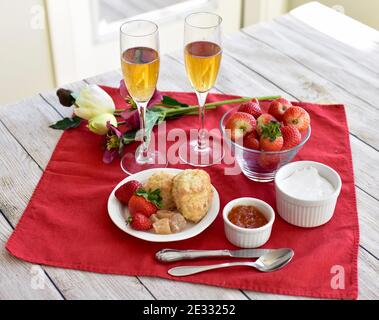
[196,91,208,151]
[137,101,149,162]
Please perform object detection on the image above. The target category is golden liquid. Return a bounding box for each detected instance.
[184,41,222,93]
[121,47,160,102]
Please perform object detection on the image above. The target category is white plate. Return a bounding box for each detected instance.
[107,168,220,242]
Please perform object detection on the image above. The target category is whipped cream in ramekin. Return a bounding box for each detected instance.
[278,166,335,201]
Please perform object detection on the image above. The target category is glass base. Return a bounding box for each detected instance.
[179,138,224,167]
[120,148,167,175]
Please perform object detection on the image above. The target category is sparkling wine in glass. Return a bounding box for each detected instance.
[120,20,167,174]
[179,12,224,167]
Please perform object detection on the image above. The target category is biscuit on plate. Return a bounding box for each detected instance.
[172,169,213,223]
[144,172,176,210]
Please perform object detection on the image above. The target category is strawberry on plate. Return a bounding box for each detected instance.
[128,212,152,231]
[238,98,262,119]
[225,112,257,142]
[128,189,162,217]
[281,126,302,150]
[115,180,142,205]
[268,98,292,121]
[260,121,284,152]
[256,114,277,136]
[283,106,310,132]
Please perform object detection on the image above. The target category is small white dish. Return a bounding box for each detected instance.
[108,168,220,242]
[275,161,342,228]
[223,198,275,248]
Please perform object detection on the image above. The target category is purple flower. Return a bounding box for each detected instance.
[119,80,163,130]
[103,123,124,164]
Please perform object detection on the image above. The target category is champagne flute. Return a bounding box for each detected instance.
[179,12,223,167]
[120,20,167,174]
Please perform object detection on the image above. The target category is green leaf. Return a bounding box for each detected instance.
[122,130,137,145]
[49,116,82,130]
[261,121,282,141]
[162,96,189,108]
[135,188,162,209]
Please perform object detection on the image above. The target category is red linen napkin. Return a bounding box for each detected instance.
[6,87,359,299]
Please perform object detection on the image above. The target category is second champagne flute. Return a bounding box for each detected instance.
[179,12,223,167]
[120,20,167,174]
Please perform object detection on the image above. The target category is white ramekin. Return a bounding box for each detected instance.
[223,198,275,248]
[275,161,342,228]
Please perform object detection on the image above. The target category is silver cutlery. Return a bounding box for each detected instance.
[156,248,281,263]
[168,248,294,277]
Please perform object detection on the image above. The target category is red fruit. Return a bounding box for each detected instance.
[283,107,310,132]
[258,154,281,170]
[243,131,260,150]
[268,98,292,121]
[238,98,262,119]
[115,180,142,205]
[259,121,283,151]
[225,112,257,142]
[281,126,301,150]
[256,114,277,136]
[128,195,158,217]
[128,212,152,231]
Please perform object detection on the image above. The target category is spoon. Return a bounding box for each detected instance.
[168,248,294,277]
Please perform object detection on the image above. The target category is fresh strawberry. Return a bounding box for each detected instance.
[128,212,152,231]
[243,131,260,150]
[283,107,310,132]
[225,112,257,142]
[281,126,301,150]
[256,114,277,136]
[128,188,161,217]
[268,98,292,121]
[115,180,142,205]
[259,121,283,151]
[258,154,281,170]
[238,98,262,119]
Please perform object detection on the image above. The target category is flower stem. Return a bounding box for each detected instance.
[114,95,281,115]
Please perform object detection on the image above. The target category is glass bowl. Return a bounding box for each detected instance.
[220,107,311,182]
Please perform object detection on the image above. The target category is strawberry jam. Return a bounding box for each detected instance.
[228,205,268,229]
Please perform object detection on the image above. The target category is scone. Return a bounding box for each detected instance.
[172,169,213,223]
[144,172,176,210]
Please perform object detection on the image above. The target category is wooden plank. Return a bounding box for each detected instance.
[0,118,154,300]
[0,95,63,169]
[243,21,379,108]
[136,277,248,300]
[357,249,379,300]
[289,2,379,59]
[276,14,379,75]
[356,189,379,258]
[0,213,63,300]
[350,137,379,200]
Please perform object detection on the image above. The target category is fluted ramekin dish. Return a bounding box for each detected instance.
[223,198,275,248]
[275,161,342,228]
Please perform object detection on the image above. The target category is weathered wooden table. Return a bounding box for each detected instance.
[0,2,378,299]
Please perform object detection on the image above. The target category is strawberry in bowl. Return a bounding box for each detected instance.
[221,99,311,182]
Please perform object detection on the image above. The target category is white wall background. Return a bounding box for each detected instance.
[0,0,55,105]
